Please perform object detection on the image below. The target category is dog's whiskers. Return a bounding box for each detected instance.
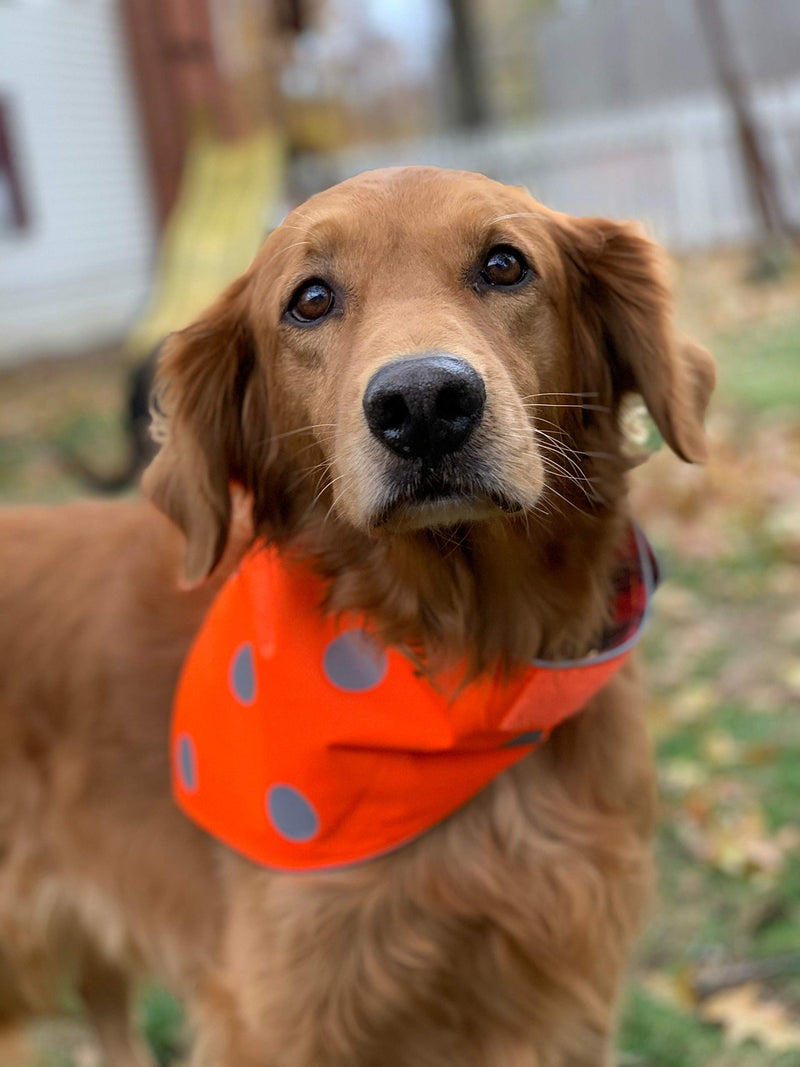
[519,392,600,400]
[270,423,336,442]
[249,424,336,451]
[308,472,347,516]
[523,402,611,412]
[528,415,570,435]
[541,479,589,515]
[539,457,594,503]
[535,431,584,468]
[327,472,356,528]
[271,240,312,261]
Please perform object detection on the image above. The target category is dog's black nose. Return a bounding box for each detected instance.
[363,355,486,462]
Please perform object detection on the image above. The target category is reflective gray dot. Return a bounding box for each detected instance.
[176,733,198,792]
[267,785,319,842]
[229,642,256,705]
[503,730,543,749]
[323,630,388,692]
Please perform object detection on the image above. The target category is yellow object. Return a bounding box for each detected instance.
[128,127,284,357]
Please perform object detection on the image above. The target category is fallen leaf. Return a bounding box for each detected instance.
[640,968,697,1012]
[700,982,800,1050]
[703,730,742,766]
[660,758,709,795]
[671,780,800,881]
[781,658,800,696]
[743,742,782,766]
[670,682,717,724]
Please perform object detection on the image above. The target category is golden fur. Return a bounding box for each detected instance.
[0,167,714,1066]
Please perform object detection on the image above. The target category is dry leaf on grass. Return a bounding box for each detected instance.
[682,809,800,880]
[660,758,710,795]
[640,968,697,1013]
[670,681,717,724]
[702,730,743,766]
[667,776,800,881]
[781,658,800,696]
[700,982,800,1051]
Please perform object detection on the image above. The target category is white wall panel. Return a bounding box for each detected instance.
[0,1,156,363]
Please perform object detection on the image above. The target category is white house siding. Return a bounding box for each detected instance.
[0,1,155,365]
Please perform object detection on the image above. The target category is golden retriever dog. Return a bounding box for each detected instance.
[0,167,714,1066]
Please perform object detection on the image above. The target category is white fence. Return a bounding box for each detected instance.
[293,80,800,253]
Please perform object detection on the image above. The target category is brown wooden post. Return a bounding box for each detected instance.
[694,0,792,247]
[120,0,187,227]
[445,0,489,128]
[122,0,307,225]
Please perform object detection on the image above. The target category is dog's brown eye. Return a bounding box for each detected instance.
[481,246,528,287]
[288,279,334,323]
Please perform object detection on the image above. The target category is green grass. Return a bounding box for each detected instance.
[138,986,186,1066]
[616,313,800,1064]
[714,315,800,410]
[620,988,726,1067]
[620,986,800,1067]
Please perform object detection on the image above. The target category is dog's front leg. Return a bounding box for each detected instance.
[80,951,156,1067]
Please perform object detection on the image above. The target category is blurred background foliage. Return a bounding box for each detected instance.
[1,1,799,1064]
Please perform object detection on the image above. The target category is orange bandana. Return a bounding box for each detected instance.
[172,526,656,871]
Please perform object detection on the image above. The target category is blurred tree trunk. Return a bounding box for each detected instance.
[694,0,794,262]
[445,0,488,128]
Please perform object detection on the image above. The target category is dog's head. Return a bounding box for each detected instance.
[144,167,714,584]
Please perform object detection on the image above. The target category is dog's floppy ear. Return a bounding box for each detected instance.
[557,217,715,462]
[142,272,268,584]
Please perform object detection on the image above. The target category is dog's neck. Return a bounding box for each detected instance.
[288,502,629,680]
